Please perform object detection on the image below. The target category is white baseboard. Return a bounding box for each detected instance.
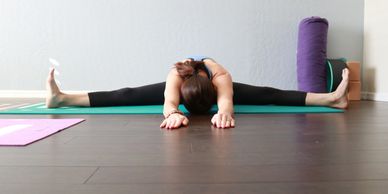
[0,90,89,98]
[362,92,388,101]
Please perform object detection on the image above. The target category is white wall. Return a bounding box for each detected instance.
[363,0,388,101]
[0,0,364,93]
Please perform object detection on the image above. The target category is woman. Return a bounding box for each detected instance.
[46,57,349,129]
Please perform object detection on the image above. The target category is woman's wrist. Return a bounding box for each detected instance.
[217,101,234,114]
[165,109,184,119]
[217,110,234,116]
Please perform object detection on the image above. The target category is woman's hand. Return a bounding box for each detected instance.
[160,113,189,129]
[211,112,235,128]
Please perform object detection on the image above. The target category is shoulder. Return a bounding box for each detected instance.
[167,67,182,79]
[203,59,230,79]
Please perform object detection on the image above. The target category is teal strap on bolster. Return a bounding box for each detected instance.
[326,59,334,93]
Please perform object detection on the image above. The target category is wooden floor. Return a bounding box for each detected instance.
[1,99,388,194]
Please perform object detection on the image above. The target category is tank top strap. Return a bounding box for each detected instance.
[203,64,213,80]
[186,55,213,79]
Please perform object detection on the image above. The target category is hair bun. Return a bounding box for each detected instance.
[174,61,196,79]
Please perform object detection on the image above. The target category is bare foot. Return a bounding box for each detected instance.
[330,68,349,109]
[46,68,64,108]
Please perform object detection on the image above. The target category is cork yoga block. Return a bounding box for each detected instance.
[348,81,361,101]
[347,61,361,81]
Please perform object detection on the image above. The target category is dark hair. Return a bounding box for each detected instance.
[175,60,217,114]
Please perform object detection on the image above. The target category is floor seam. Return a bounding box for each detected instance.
[83,166,100,184]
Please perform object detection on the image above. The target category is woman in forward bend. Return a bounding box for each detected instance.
[46,57,349,129]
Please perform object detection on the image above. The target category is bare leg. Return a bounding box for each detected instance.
[305,68,349,109]
[46,68,90,108]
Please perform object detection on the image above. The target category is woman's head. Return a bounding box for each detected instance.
[175,60,217,114]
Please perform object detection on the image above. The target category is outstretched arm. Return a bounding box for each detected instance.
[160,67,189,129]
[204,59,235,128]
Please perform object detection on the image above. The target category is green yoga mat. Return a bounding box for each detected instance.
[0,103,343,114]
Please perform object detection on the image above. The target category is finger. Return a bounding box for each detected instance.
[160,119,167,128]
[227,115,234,128]
[174,118,181,128]
[221,114,227,128]
[170,119,178,129]
[231,119,235,128]
[216,117,221,128]
[168,119,175,129]
[216,114,222,128]
[168,119,176,129]
[225,120,231,128]
[211,114,217,125]
[174,118,183,128]
[182,117,189,126]
[165,119,171,129]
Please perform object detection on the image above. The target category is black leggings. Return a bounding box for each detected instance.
[88,82,307,107]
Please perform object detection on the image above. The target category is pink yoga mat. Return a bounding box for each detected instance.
[0,119,84,146]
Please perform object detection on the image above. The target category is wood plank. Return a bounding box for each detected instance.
[1,149,388,167]
[1,181,388,194]
[87,164,388,184]
[0,166,97,184]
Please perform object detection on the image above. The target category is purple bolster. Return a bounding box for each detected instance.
[297,16,329,93]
